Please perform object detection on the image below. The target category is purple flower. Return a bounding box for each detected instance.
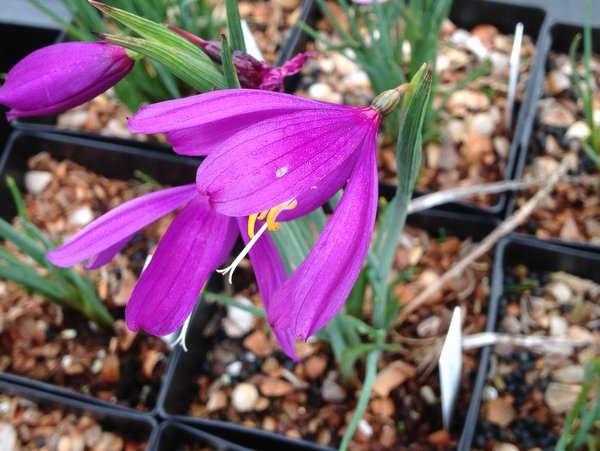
[129,88,402,359]
[169,26,313,91]
[0,42,134,120]
[47,186,238,336]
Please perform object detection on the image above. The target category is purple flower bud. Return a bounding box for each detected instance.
[168,26,313,92]
[0,42,134,120]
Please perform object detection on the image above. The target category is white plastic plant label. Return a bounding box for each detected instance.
[439,306,462,430]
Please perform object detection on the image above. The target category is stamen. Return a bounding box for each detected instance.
[170,313,192,352]
[247,200,297,238]
[219,222,269,284]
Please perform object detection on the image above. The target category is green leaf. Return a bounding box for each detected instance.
[220,35,241,89]
[6,176,27,221]
[100,33,226,91]
[0,218,48,267]
[90,1,208,59]
[204,291,266,318]
[225,0,246,52]
[339,342,400,381]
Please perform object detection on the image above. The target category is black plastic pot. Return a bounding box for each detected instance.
[0,129,198,414]
[0,23,64,162]
[156,208,500,450]
[506,17,600,251]
[11,0,318,154]
[150,420,252,451]
[0,378,158,446]
[458,233,600,450]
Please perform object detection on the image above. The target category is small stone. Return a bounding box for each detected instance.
[420,385,437,405]
[499,315,522,334]
[304,355,328,380]
[24,171,52,194]
[231,383,259,412]
[553,365,585,384]
[466,35,489,59]
[482,385,498,401]
[373,361,416,397]
[546,69,571,95]
[259,378,294,397]
[358,419,373,438]
[567,325,594,341]
[447,89,490,112]
[322,378,346,403]
[68,206,94,227]
[444,119,466,143]
[340,71,371,91]
[565,120,591,141]
[308,83,341,103]
[549,315,569,336]
[560,214,585,242]
[462,132,493,164]
[100,353,120,384]
[370,397,395,417]
[428,429,451,447]
[417,316,442,338]
[469,112,497,136]
[273,0,301,9]
[471,24,498,48]
[493,444,519,451]
[222,297,254,338]
[485,396,516,427]
[60,329,77,340]
[0,423,17,451]
[544,383,582,414]
[261,357,279,373]
[142,349,161,378]
[539,101,576,128]
[226,361,243,377]
[243,330,272,357]
[207,390,228,412]
[545,282,573,304]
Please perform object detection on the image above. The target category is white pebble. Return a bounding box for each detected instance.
[24,171,52,194]
[226,361,243,377]
[222,296,254,338]
[358,419,373,438]
[231,383,259,413]
[68,206,94,227]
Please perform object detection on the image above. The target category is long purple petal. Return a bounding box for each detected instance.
[84,234,133,270]
[237,218,286,310]
[196,107,379,216]
[0,42,133,120]
[127,89,354,155]
[126,196,237,335]
[47,185,197,267]
[267,128,379,358]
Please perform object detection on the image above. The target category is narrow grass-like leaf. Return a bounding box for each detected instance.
[225,0,245,52]
[99,33,226,91]
[204,291,266,318]
[220,35,241,89]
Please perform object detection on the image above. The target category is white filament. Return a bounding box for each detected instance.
[171,314,192,352]
[217,222,269,284]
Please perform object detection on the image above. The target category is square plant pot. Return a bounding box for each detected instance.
[460,233,600,450]
[151,420,252,451]
[157,208,502,449]
[0,130,198,414]
[508,20,600,250]
[0,378,157,448]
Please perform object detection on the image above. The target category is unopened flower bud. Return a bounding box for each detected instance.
[370,86,406,117]
[168,26,313,92]
[0,42,134,120]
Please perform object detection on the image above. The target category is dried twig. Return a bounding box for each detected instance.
[463,332,600,352]
[398,159,570,322]
[408,174,599,214]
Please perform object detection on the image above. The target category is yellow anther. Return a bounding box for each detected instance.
[247,199,297,238]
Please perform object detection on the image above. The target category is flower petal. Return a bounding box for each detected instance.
[0,42,133,120]
[128,89,351,156]
[267,128,378,354]
[126,196,237,335]
[237,218,286,310]
[47,185,197,267]
[196,107,379,216]
[84,234,133,270]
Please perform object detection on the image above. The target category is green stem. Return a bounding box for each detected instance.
[339,341,382,451]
